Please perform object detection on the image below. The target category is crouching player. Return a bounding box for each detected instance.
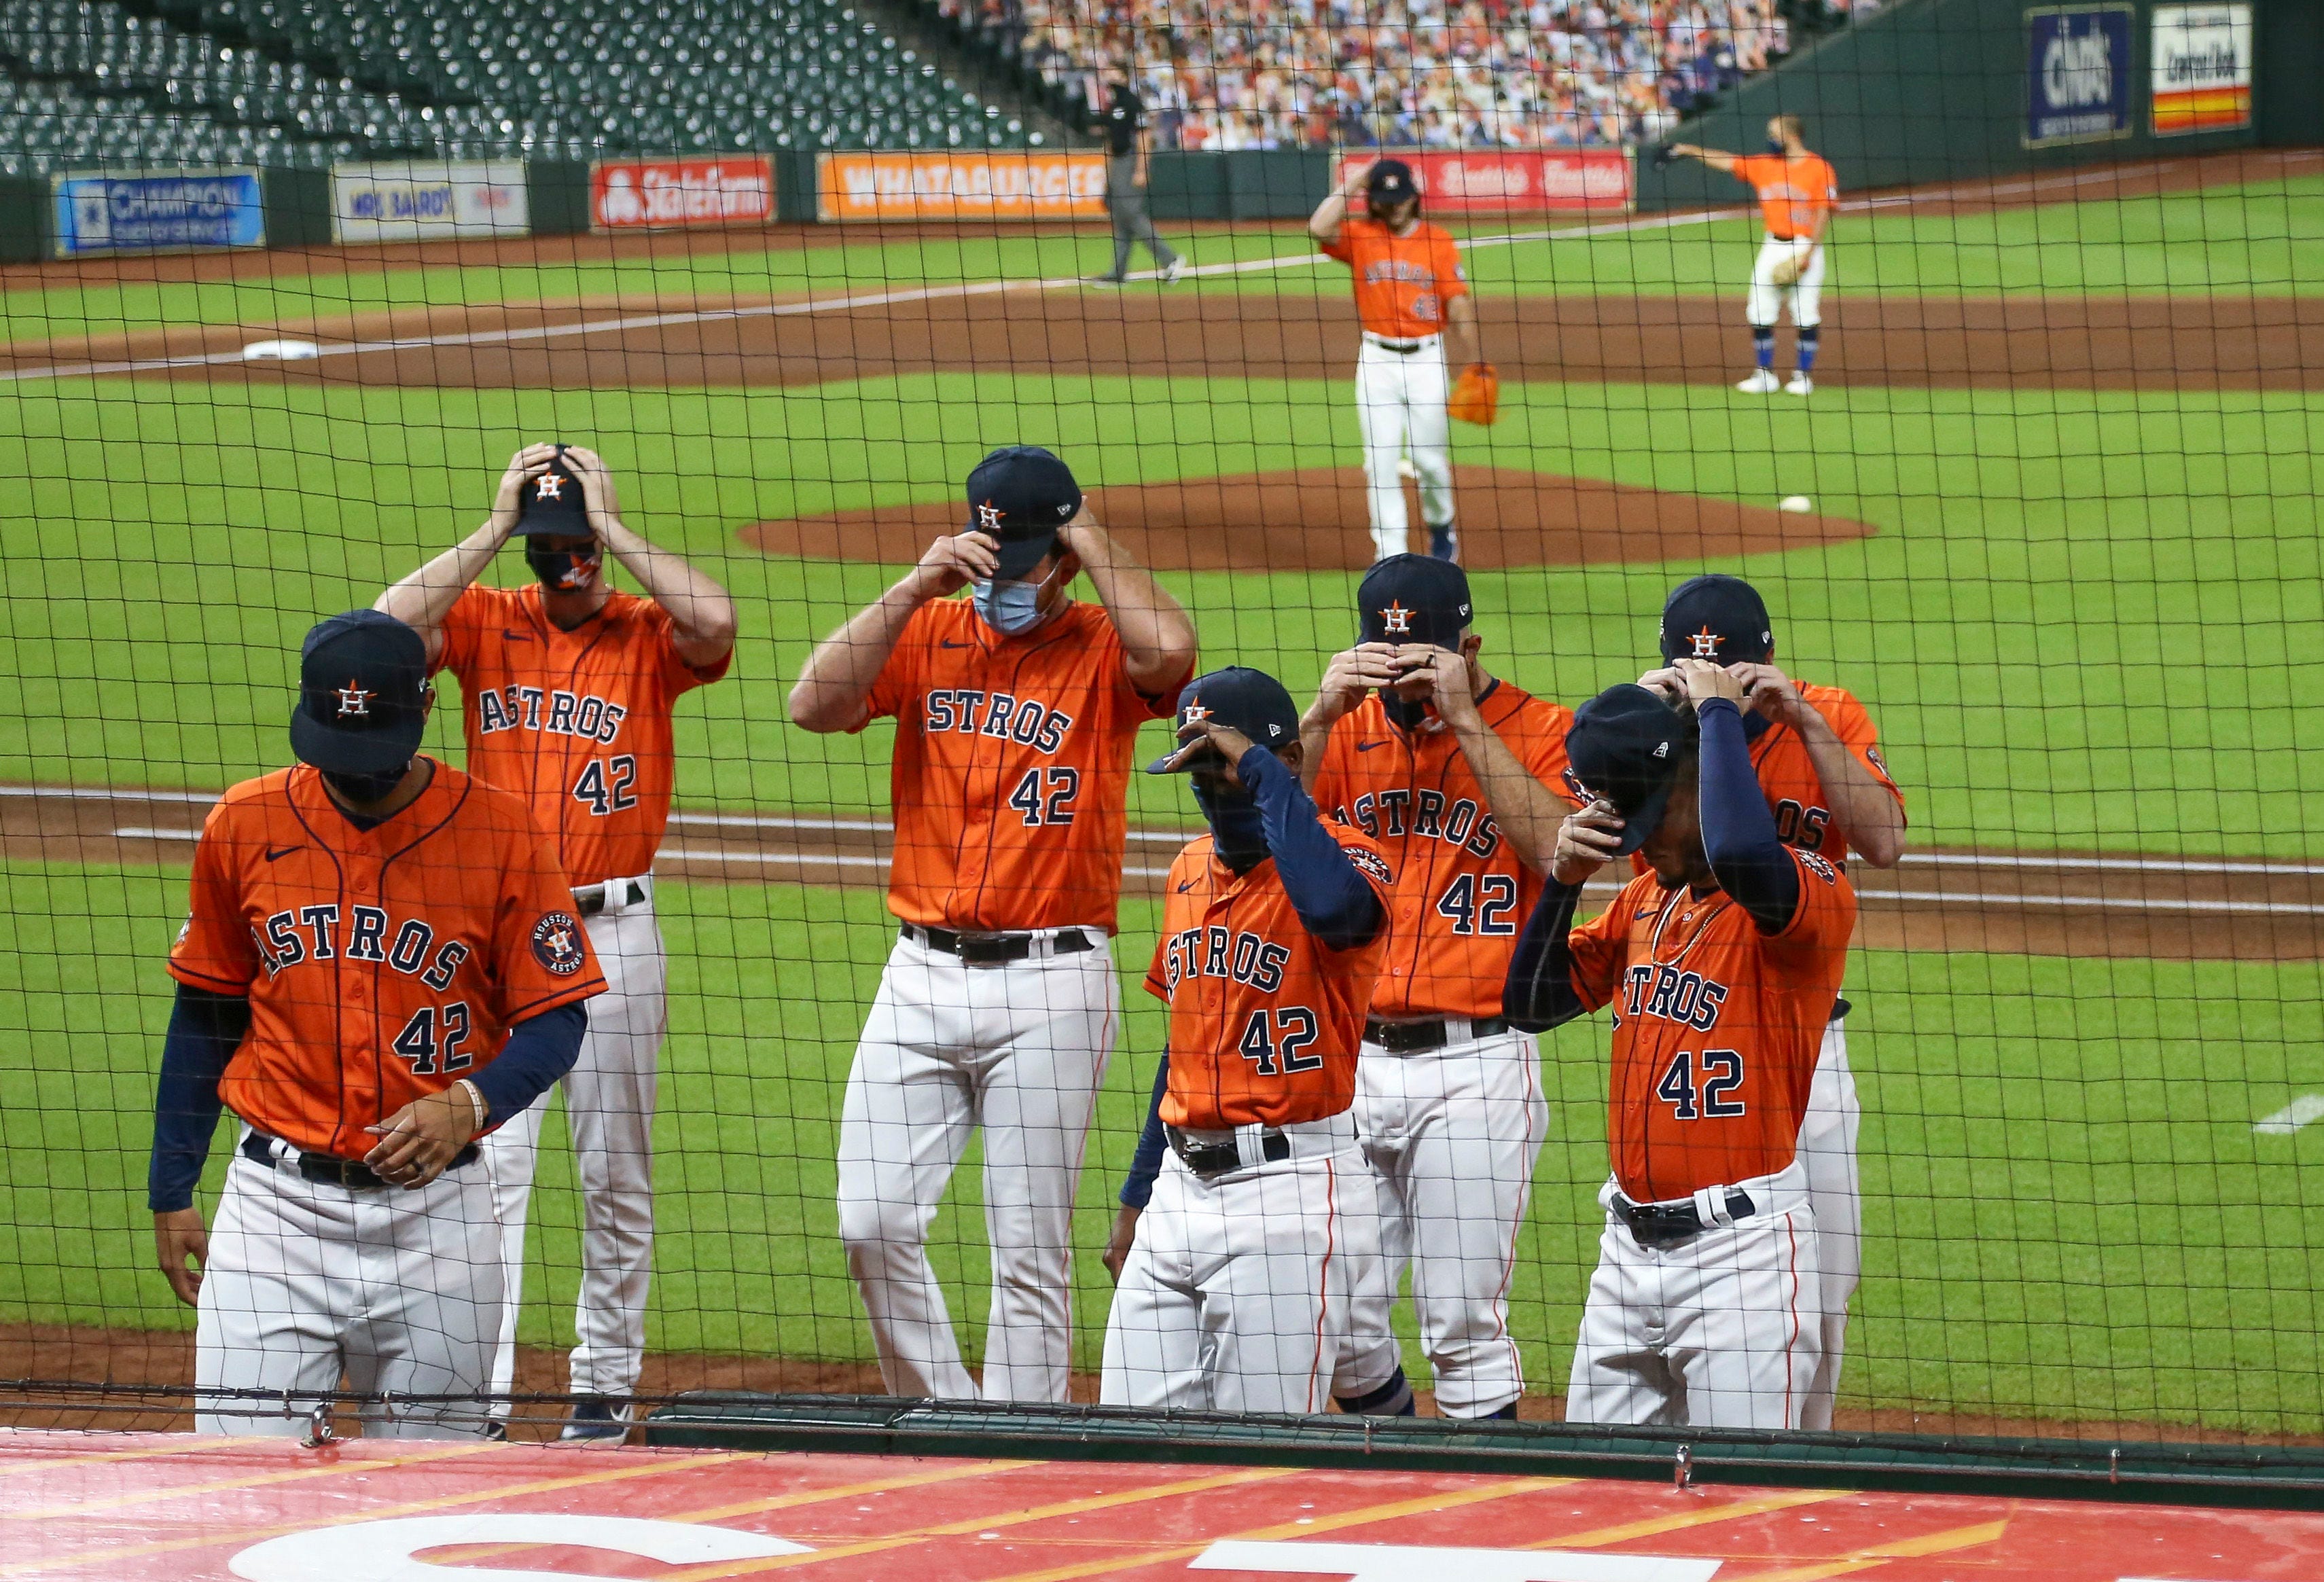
[1099,668,1397,1414]
[1504,663,1856,1429]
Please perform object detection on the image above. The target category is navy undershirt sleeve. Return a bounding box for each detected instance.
[468,1002,588,1126]
[1240,746,1384,951]
[1501,878,1588,1033]
[148,984,249,1213]
[1698,697,1800,933]
[1119,1050,1172,1210]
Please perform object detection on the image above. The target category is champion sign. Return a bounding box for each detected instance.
[591,157,774,230]
[2024,5,2132,147]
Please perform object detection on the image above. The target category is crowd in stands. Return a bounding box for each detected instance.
[940,0,1877,150]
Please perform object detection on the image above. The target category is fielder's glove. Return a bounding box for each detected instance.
[1768,247,1810,287]
[1651,145,1677,168]
[1448,361,1500,427]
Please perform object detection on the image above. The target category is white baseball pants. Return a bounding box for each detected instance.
[1357,334,1454,562]
[1747,235,1826,328]
[838,929,1117,1403]
[1336,1026,1549,1416]
[1565,1159,1821,1431]
[1796,1017,1861,1430]
[480,880,665,1409]
[194,1147,502,1439]
[1101,1117,1381,1416]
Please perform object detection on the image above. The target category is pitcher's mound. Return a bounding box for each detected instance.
[742,466,1874,571]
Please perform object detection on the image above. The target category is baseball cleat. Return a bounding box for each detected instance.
[1161,257,1185,283]
[560,1397,634,1443]
[1395,456,1418,481]
[481,1418,510,1442]
[1428,524,1460,562]
[1736,368,1782,394]
[1785,373,1814,395]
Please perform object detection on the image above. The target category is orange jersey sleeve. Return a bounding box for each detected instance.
[1745,683,1905,867]
[1311,686,1577,1021]
[1146,823,1394,1131]
[860,596,1190,933]
[1732,153,1837,240]
[1602,850,1855,1203]
[170,763,606,1159]
[1325,218,1470,341]
[436,583,730,886]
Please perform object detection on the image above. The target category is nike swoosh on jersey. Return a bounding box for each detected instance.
[1356,740,1390,751]
[266,845,302,861]
[502,628,533,641]
[940,639,973,649]
[1178,880,1196,892]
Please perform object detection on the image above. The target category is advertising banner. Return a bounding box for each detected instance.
[1332,149,1631,213]
[591,156,774,230]
[332,160,529,244]
[817,151,1107,221]
[2151,3,2253,136]
[2024,4,2134,148]
[51,169,265,257]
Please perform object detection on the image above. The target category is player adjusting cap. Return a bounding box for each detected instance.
[1145,666,1300,774]
[1366,158,1418,204]
[289,610,431,774]
[966,444,1083,580]
[1565,683,1699,856]
[1359,554,1471,649]
[516,449,590,538]
[1660,573,1773,665]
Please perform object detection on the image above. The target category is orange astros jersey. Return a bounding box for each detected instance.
[1565,851,1855,1204]
[168,761,607,1160]
[1145,824,1395,1131]
[1322,217,1470,342]
[1730,152,1838,241]
[859,596,1188,933]
[436,583,731,888]
[1312,685,1577,1021]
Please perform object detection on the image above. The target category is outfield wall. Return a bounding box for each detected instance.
[1637,0,2291,211]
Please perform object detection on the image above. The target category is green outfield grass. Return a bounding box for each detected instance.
[5,372,2317,854]
[7,860,2322,1431]
[5,173,2319,348]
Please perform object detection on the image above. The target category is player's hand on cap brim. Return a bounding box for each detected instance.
[1551,799,1626,885]
[1635,666,1686,704]
[560,443,622,526]
[491,443,563,535]
[918,530,1002,595]
[1158,717,1257,776]
[1675,657,1747,707]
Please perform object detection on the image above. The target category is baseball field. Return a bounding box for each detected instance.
[3,147,2321,1436]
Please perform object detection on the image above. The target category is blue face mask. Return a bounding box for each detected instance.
[973,577,1046,636]
[1767,137,1787,154]
[1192,778,1270,871]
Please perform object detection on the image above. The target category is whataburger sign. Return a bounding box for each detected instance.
[2150,3,2252,135]
[819,153,1106,220]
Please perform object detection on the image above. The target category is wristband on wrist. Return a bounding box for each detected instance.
[454,1079,488,1134]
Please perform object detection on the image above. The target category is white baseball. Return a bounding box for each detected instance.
[1778,495,1814,514]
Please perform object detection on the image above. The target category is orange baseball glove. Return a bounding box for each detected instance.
[1448,361,1499,426]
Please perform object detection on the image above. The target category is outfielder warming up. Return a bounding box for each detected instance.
[788,445,1196,1403]
[1505,672,1857,1430]
[1663,116,1837,396]
[379,444,736,1439]
[1640,573,1904,1431]
[1309,158,1486,564]
[1300,556,1578,1420]
[1101,668,1394,1414]
[150,611,603,1438]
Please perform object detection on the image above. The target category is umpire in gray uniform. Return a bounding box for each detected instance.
[1092,67,1183,286]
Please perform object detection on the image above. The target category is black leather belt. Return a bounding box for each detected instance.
[243,1130,478,1191]
[1370,338,1425,354]
[1613,1189,1757,1251]
[577,880,645,917]
[1167,1125,1291,1179]
[903,923,1094,965]
[1364,1016,1509,1054]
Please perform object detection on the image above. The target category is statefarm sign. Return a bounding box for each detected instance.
[590,157,774,230]
[818,152,1107,221]
[1336,149,1632,213]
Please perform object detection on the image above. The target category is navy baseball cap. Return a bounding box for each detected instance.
[289,611,431,774]
[1565,684,1699,856]
[1145,666,1300,774]
[1367,159,1418,204]
[516,451,590,538]
[966,445,1083,579]
[1660,573,1773,666]
[1359,554,1471,649]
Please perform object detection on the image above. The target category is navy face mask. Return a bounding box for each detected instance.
[1767,137,1787,154]
[526,542,601,591]
[321,763,411,806]
[1193,778,1270,871]
[1380,689,1433,732]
